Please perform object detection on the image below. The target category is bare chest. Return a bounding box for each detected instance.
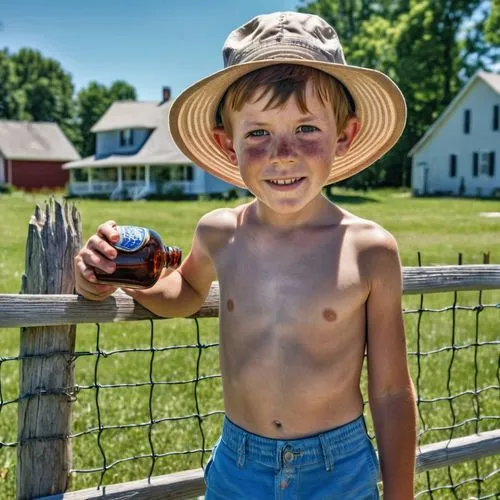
[214,229,368,335]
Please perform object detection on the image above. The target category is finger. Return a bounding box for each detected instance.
[87,234,118,261]
[78,246,116,275]
[97,221,120,245]
[75,279,116,300]
[74,254,97,283]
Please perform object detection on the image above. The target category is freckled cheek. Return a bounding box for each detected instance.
[239,144,269,165]
[296,139,332,159]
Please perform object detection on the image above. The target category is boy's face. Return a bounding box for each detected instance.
[214,80,359,216]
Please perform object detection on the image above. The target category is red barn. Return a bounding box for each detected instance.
[0,120,80,191]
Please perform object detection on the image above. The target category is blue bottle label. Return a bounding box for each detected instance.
[115,226,150,252]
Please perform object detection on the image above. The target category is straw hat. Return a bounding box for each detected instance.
[169,11,406,188]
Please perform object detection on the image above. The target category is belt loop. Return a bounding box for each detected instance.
[237,433,247,468]
[319,434,334,472]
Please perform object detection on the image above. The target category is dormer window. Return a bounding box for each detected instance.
[120,129,134,147]
[464,109,470,134]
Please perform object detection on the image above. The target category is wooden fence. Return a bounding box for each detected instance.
[0,199,499,499]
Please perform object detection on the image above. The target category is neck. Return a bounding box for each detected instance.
[252,194,336,231]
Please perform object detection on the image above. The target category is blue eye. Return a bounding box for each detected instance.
[297,125,318,133]
[247,129,268,137]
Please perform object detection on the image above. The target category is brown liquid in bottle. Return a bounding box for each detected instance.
[94,226,182,289]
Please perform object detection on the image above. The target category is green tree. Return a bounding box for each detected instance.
[76,80,137,157]
[0,48,22,119]
[484,0,500,44]
[11,48,75,129]
[108,80,137,101]
[0,47,81,146]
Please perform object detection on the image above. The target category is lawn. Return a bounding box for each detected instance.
[0,188,499,498]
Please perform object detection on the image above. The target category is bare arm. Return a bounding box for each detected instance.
[74,216,217,318]
[362,228,417,500]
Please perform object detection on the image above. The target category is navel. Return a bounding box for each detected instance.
[227,299,235,312]
[273,419,283,429]
[322,308,337,322]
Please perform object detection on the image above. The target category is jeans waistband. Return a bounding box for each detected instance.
[220,415,369,470]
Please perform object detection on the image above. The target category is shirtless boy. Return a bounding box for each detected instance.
[75,11,417,499]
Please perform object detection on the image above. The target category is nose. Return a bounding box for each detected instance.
[270,135,297,163]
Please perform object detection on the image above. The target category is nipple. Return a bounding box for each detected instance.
[323,308,337,322]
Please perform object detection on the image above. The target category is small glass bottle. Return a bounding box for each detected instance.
[94,225,182,289]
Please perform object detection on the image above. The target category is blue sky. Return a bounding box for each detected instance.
[1,0,303,101]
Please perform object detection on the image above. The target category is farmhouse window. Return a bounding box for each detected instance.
[489,152,496,177]
[449,155,457,177]
[119,129,134,146]
[464,109,471,134]
[473,152,478,177]
[479,152,491,175]
[494,105,499,131]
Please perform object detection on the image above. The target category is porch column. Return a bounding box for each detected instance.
[145,165,150,188]
[117,166,123,189]
[87,168,93,193]
[136,165,140,181]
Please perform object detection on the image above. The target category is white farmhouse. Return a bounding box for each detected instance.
[63,87,245,200]
[409,71,499,197]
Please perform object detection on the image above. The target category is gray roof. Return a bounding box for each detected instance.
[408,71,500,157]
[91,101,162,132]
[480,71,500,93]
[64,101,192,169]
[0,120,80,161]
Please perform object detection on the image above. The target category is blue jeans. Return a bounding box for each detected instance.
[204,415,380,499]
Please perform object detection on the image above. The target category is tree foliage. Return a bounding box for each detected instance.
[76,80,137,157]
[0,48,137,156]
[299,0,498,187]
[484,0,500,44]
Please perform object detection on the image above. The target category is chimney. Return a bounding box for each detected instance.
[162,86,171,103]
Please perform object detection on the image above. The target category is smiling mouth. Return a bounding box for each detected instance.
[266,177,305,186]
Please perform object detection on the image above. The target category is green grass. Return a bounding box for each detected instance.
[0,189,499,498]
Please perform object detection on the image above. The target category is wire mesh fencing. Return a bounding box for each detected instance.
[0,259,499,498]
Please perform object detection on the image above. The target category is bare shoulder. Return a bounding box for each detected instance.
[340,208,401,282]
[195,202,250,255]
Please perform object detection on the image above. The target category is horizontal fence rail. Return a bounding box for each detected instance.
[1,265,500,328]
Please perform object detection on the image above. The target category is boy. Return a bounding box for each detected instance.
[75,11,417,499]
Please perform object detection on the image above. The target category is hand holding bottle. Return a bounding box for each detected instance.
[75,221,182,299]
[74,220,121,300]
[94,225,181,288]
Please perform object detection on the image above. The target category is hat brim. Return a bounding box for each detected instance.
[169,59,406,188]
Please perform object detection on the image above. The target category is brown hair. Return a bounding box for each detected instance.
[216,64,356,136]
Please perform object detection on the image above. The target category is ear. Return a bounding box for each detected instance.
[212,127,238,165]
[335,117,361,157]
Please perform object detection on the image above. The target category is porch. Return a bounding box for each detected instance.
[67,164,196,199]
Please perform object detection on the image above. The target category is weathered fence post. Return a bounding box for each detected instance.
[17,199,82,499]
